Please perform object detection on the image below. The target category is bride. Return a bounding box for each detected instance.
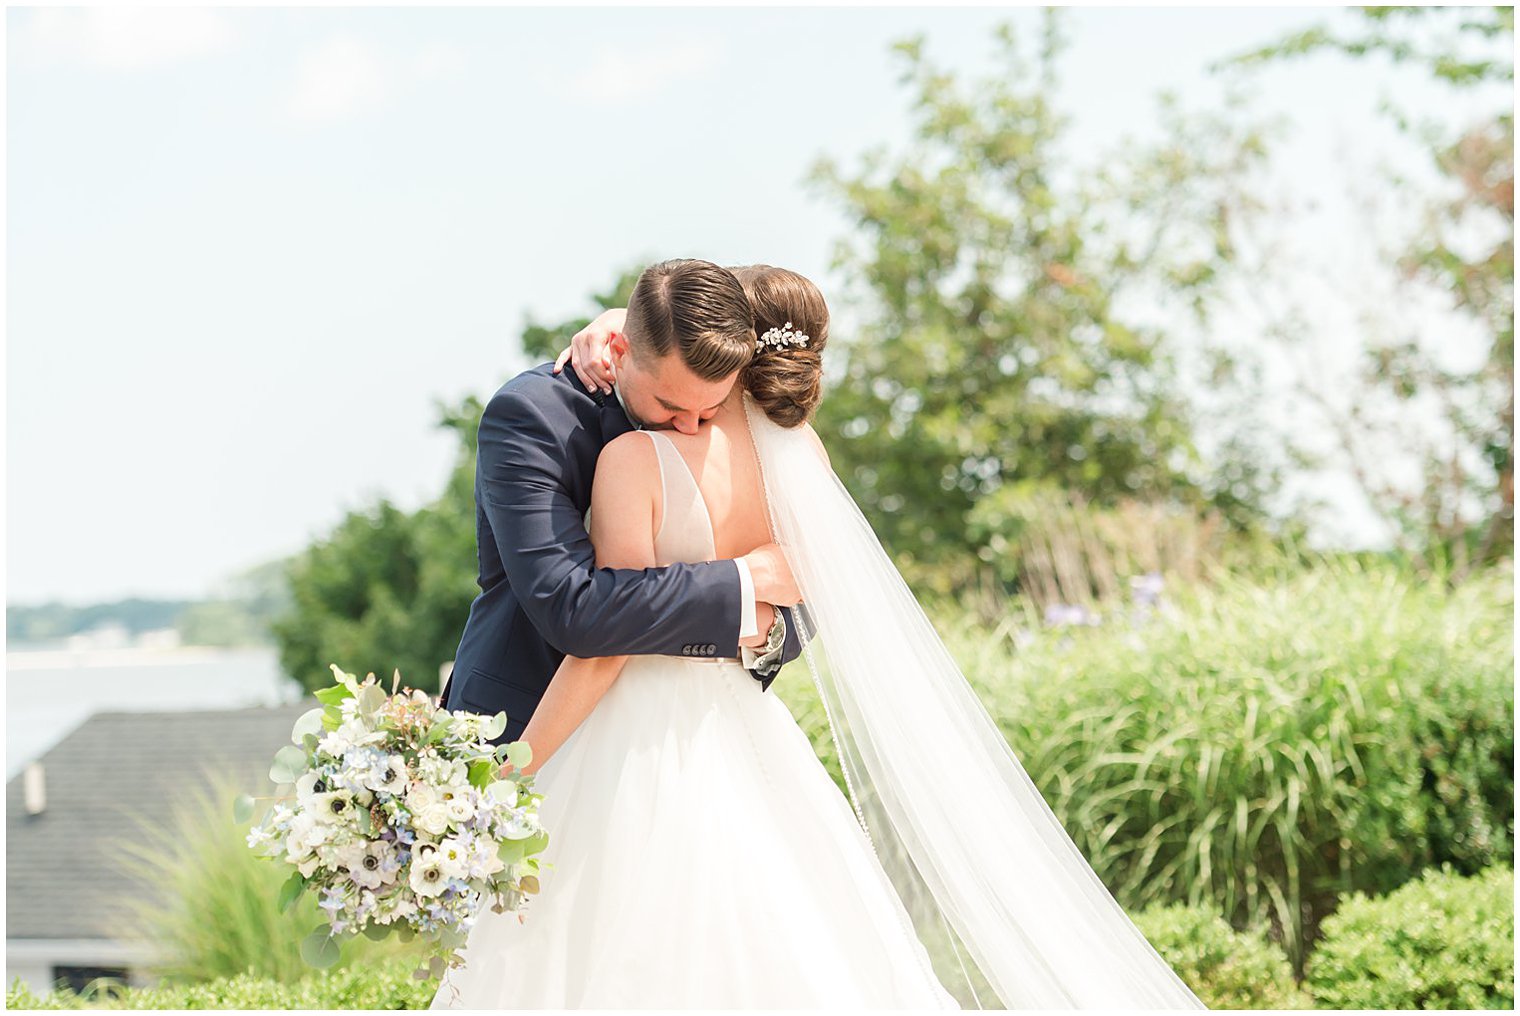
[430,266,1205,1010]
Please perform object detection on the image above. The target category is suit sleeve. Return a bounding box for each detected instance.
[479,386,742,659]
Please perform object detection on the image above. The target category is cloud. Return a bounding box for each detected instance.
[566,37,724,105]
[15,8,236,71]
[283,37,463,124]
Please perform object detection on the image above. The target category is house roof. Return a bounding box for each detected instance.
[6,703,312,941]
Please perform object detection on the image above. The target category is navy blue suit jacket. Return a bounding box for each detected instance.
[443,362,802,744]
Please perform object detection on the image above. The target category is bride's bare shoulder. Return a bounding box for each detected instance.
[594,431,659,489]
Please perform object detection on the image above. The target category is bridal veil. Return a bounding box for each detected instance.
[744,394,1205,1010]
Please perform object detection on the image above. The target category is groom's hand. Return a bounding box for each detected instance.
[553,308,625,395]
[742,543,801,608]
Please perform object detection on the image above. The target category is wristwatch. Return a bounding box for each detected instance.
[751,609,788,677]
[756,608,784,654]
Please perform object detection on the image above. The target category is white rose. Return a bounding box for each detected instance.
[406,782,439,812]
[418,803,452,836]
[445,796,475,823]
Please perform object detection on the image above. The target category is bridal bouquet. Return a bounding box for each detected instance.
[240,665,548,980]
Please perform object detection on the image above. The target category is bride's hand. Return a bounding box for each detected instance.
[554,308,625,395]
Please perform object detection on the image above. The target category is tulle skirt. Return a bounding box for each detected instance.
[430,655,959,1009]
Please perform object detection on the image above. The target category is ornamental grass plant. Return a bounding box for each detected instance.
[776,553,1514,969]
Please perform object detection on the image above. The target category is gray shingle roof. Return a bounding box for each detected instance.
[6,703,312,941]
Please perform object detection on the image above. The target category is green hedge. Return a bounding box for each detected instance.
[776,556,1514,967]
[5,960,434,1010]
[1130,901,1310,1009]
[1304,864,1514,1010]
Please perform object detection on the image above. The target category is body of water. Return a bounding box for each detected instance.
[5,644,303,777]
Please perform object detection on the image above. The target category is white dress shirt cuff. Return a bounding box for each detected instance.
[735,558,759,640]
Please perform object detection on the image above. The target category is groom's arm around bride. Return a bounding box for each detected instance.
[444,264,804,744]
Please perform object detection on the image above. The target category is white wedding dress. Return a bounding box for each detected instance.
[430,430,960,1009]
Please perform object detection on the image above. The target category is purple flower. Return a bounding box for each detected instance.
[1130,572,1165,606]
[1044,603,1099,628]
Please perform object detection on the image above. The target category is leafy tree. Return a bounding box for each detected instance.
[271,275,640,696]
[1220,6,1513,578]
[809,12,1283,596]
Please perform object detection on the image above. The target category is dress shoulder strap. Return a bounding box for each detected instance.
[641,431,717,562]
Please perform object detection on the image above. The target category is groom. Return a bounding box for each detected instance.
[443,259,804,744]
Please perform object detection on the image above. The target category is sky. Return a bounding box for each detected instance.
[6,6,1509,606]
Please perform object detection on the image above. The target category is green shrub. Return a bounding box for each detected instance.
[776,555,1514,968]
[107,770,407,983]
[1304,864,1514,1010]
[5,959,435,1009]
[1129,901,1310,1009]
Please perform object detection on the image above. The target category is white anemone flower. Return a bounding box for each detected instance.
[368,755,409,795]
[295,772,321,802]
[409,860,448,898]
[309,791,359,827]
[347,842,393,890]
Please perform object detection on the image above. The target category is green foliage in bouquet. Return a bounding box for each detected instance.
[242,666,548,982]
[1304,864,1515,1010]
[1130,901,1310,1009]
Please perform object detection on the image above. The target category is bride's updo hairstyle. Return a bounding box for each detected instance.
[732,265,829,428]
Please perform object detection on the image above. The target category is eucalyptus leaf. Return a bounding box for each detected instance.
[519,874,540,894]
[481,712,508,740]
[504,740,532,770]
[290,707,325,743]
[497,838,527,865]
[278,873,306,914]
[356,806,373,836]
[362,921,390,942]
[486,781,518,805]
[232,794,255,824]
[269,745,308,785]
[357,684,387,717]
[299,928,340,969]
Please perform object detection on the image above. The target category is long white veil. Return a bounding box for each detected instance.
[744,394,1205,1010]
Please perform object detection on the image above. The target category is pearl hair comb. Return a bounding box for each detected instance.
[756,321,810,353]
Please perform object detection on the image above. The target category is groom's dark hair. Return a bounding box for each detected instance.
[625,259,756,381]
